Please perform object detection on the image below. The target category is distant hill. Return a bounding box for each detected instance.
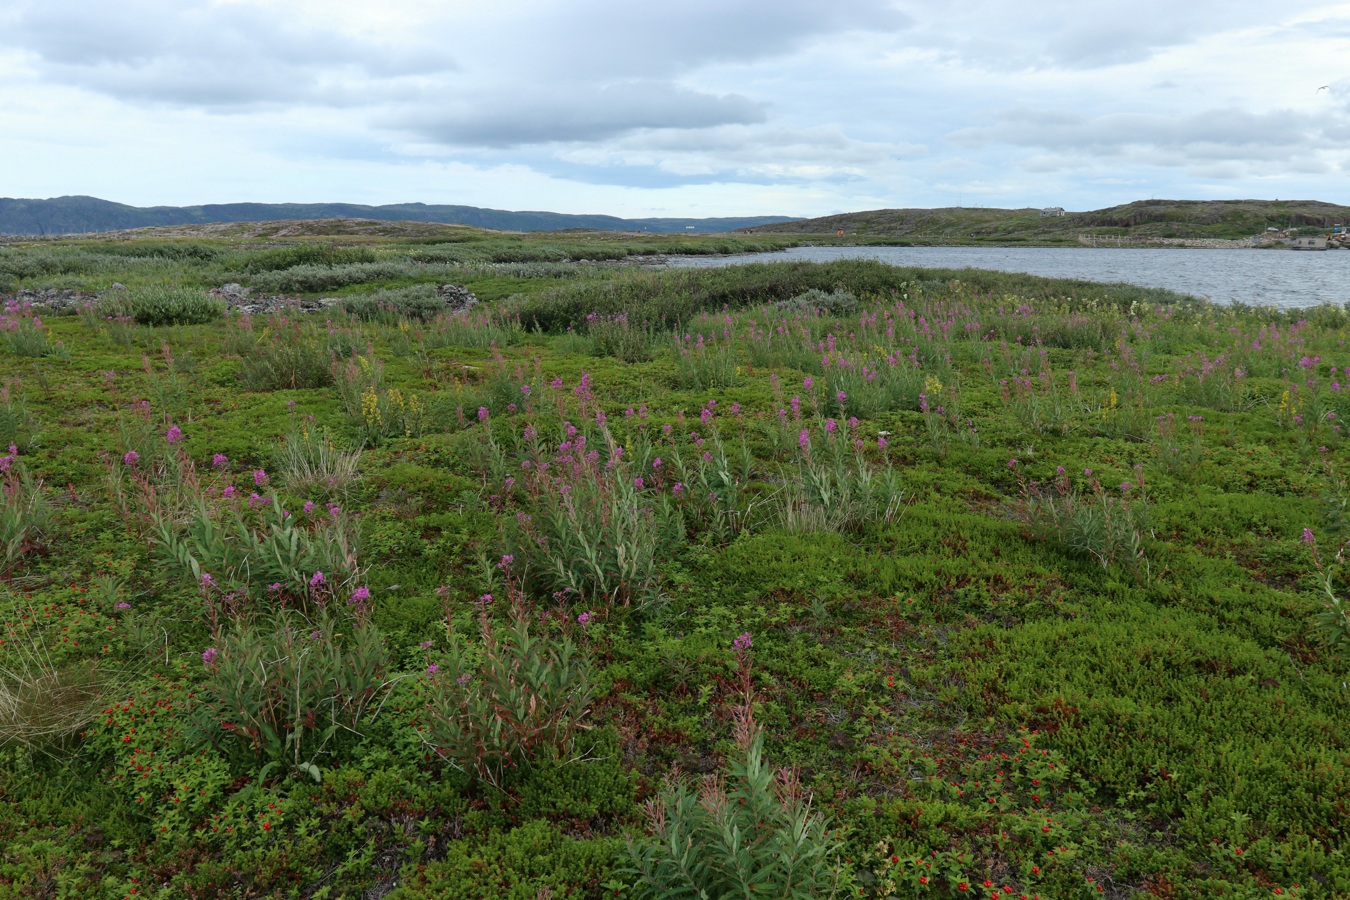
[0,196,800,236]
[751,199,1350,243]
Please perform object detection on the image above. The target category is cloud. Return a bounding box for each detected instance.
[954,106,1349,161]
[4,0,453,108]
[398,82,766,147]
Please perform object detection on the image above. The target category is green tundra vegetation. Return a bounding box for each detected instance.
[0,228,1347,899]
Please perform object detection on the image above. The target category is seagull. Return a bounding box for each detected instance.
[1317,85,1330,92]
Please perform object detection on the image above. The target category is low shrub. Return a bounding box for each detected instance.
[505,421,683,608]
[0,299,63,357]
[779,421,903,535]
[626,705,850,899]
[271,414,362,496]
[776,287,860,315]
[192,607,391,776]
[342,284,447,322]
[420,608,595,791]
[1011,463,1150,576]
[119,286,225,326]
[0,448,53,573]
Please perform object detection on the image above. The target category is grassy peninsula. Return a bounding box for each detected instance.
[0,226,1347,898]
[752,198,1350,246]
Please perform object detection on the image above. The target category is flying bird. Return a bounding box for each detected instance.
[1317,85,1330,92]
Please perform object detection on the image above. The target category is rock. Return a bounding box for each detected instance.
[436,284,479,314]
[109,282,126,291]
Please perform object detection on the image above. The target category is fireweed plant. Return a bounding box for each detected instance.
[0,236,1347,897]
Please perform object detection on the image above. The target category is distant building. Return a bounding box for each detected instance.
[1291,236,1328,251]
[1040,207,1066,217]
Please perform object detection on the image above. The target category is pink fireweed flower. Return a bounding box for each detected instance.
[248,492,264,508]
[578,611,593,627]
[303,500,314,515]
[165,425,183,445]
[1301,528,1316,545]
[212,453,229,468]
[634,476,645,489]
[499,554,514,570]
[878,435,888,449]
[652,457,663,469]
[309,571,326,588]
[199,573,215,588]
[426,664,439,675]
[672,482,684,496]
[733,632,752,651]
[253,469,268,487]
[478,406,489,422]
[803,376,813,390]
[202,647,219,667]
[837,390,847,404]
[122,451,140,466]
[222,485,237,498]
[349,586,371,606]
[798,429,810,449]
[1008,459,1018,469]
[825,419,837,434]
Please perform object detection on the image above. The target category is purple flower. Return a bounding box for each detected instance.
[165,425,183,445]
[672,482,684,496]
[653,457,663,469]
[478,406,490,422]
[578,611,593,627]
[269,582,283,592]
[199,573,215,588]
[202,647,219,667]
[798,429,810,450]
[836,390,847,404]
[1084,468,1093,477]
[1120,481,1132,493]
[248,492,264,508]
[456,672,473,685]
[878,436,888,449]
[825,419,838,434]
[122,451,140,466]
[115,602,130,610]
[253,469,268,487]
[426,664,439,675]
[1301,528,1316,545]
[420,640,433,648]
[803,376,814,391]
[222,485,237,499]
[733,632,752,652]
[1008,459,1018,469]
[634,476,645,489]
[303,500,314,515]
[310,571,326,588]
[212,453,229,469]
[349,586,371,606]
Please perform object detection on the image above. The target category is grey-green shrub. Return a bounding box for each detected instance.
[119,287,225,326]
[342,284,446,321]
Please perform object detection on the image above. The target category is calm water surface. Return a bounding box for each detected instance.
[667,245,1349,309]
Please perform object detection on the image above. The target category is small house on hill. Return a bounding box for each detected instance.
[1291,235,1328,251]
[1040,207,1066,217]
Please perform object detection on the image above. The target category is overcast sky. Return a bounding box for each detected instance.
[1,0,1347,217]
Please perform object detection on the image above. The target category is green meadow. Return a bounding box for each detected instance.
[0,230,1347,899]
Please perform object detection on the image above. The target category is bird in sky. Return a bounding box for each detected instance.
[1317,85,1330,92]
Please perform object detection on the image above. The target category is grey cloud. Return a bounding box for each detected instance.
[899,0,1275,72]
[5,0,453,108]
[400,82,766,148]
[498,0,912,79]
[954,106,1347,160]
